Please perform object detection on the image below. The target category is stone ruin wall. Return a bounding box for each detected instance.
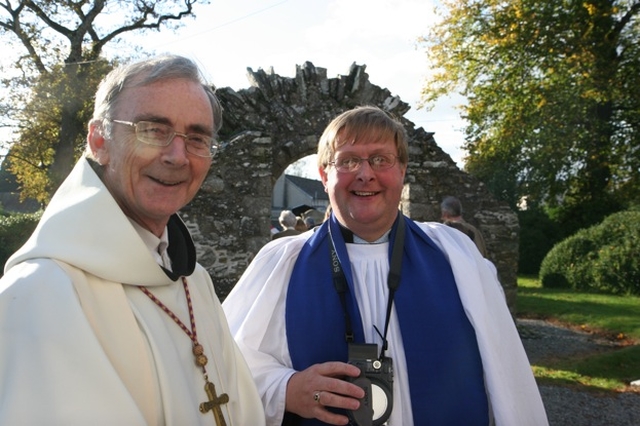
[183,62,520,313]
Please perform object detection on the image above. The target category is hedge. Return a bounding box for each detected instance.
[0,211,42,272]
[539,210,640,295]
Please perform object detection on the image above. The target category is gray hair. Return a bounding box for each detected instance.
[304,217,316,228]
[91,54,222,141]
[441,196,463,217]
[278,210,298,228]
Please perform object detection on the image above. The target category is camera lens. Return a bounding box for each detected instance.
[371,383,389,420]
[369,377,393,426]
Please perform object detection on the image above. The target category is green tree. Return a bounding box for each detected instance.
[420,0,640,223]
[0,0,206,202]
[6,61,113,202]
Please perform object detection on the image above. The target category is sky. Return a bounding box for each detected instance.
[0,0,468,177]
[107,0,468,178]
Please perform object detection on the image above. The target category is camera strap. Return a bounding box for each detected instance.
[328,213,406,359]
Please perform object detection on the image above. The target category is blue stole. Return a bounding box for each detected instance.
[285,214,489,425]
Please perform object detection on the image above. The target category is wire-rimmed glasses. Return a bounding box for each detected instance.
[111,120,218,158]
[328,153,398,173]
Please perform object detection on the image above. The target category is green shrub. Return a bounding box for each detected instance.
[0,211,42,271]
[540,210,640,295]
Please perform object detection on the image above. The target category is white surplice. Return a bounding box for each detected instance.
[223,224,549,426]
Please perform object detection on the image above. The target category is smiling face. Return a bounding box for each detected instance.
[319,131,407,242]
[87,78,214,236]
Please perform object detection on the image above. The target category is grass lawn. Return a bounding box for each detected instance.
[517,276,640,393]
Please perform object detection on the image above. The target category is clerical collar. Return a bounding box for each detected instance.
[338,223,391,244]
[128,215,197,280]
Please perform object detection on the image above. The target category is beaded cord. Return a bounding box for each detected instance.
[140,277,209,373]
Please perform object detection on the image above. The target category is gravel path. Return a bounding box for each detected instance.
[518,318,640,426]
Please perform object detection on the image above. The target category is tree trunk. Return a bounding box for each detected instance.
[47,61,85,196]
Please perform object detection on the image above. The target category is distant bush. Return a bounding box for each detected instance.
[0,211,42,271]
[539,210,640,295]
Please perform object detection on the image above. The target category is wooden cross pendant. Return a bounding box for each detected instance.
[199,380,230,426]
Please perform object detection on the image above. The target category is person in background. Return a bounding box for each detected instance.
[304,216,316,230]
[441,195,488,257]
[272,209,302,240]
[223,105,547,425]
[0,55,265,425]
[295,216,308,232]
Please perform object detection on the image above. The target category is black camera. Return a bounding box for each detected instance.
[346,343,393,426]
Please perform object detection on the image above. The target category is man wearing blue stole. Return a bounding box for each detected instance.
[223,106,548,426]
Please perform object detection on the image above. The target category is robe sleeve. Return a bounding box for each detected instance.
[223,235,308,426]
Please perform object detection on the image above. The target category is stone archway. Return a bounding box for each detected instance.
[184,62,519,312]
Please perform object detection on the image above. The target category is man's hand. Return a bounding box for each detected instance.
[285,361,365,425]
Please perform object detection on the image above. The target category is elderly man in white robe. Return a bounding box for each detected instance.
[0,55,265,426]
[223,106,548,426]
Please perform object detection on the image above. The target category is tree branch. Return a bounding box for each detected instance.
[0,1,47,73]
